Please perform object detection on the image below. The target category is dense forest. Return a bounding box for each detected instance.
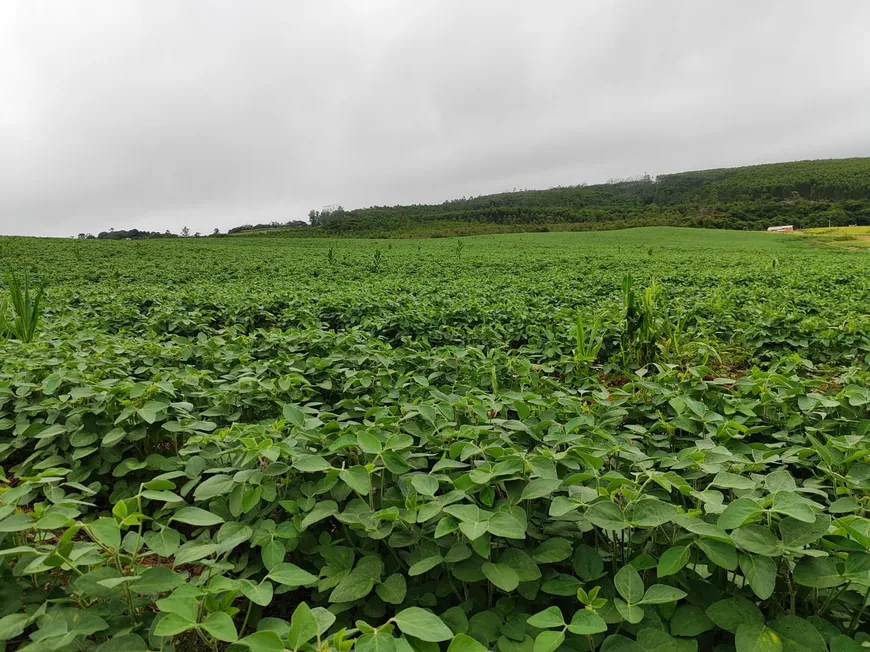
[236,157,870,237]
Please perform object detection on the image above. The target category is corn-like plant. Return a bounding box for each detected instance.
[7,272,45,342]
[573,312,604,364]
[621,275,664,367]
[0,296,8,339]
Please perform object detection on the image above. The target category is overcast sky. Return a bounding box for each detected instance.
[1,1,868,237]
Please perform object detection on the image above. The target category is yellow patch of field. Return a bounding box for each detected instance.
[800,226,870,248]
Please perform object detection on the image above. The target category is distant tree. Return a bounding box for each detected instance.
[181,226,190,238]
[194,232,201,238]
[213,228,220,236]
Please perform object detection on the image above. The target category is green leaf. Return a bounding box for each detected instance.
[88,517,121,549]
[448,634,488,652]
[533,537,573,563]
[521,478,561,500]
[239,630,286,652]
[657,546,690,577]
[0,613,30,641]
[771,492,816,523]
[636,629,697,652]
[154,613,197,637]
[193,474,235,501]
[412,474,439,496]
[615,599,645,624]
[614,564,644,604]
[482,562,519,591]
[200,612,238,642]
[718,498,764,530]
[132,567,186,594]
[533,630,565,652]
[696,538,738,570]
[340,466,371,496]
[241,579,274,606]
[706,597,764,634]
[269,563,318,586]
[830,635,864,652]
[145,527,180,557]
[293,454,332,473]
[526,607,564,629]
[573,544,605,580]
[409,555,443,576]
[669,605,713,637]
[500,549,541,582]
[376,574,407,604]
[739,554,777,600]
[567,610,607,635]
[261,539,285,570]
[586,500,628,531]
[329,572,374,603]
[732,525,780,556]
[286,602,319,649]
[487,512,526,539]
[711,471,756,490]
[734,623,783,652]
[768,616,826,652]
[600,634,644,651]
[172,506,224,526]
[640,584,686,604]
[629,498,676,527]
[793,556,844,589]
[283,403,306,427]
[300,501,337,530]
[393,607,453,642]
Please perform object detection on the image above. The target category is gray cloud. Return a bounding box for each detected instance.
[1,0,868,236]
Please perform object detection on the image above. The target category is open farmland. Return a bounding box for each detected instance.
[3,227,870,651]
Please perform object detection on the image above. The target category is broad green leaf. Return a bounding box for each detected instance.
[286,602,319,649]
[521,479,561,500]
[241,579,274,606]
[657,546,690,577]
[200,612,238,642]
[172,507,224,527]
[731,525,780,556]
[636,629,697,652]
[132,567,186,594]
[599,635,644,652]
[718,498,764,530]
[669,605,713,637]
[482,562,519,591]
[412,474,439,497]
[487,512,526,539]
[567,609,607,635]
[629,499,676,527]
[696,538,738,570]
[448,634,488,652]
[586,501,628,531]
[526,607,564,629]
[283,403,306,427]
[739,554,777,600]
[533,630,564,652]
[269,563,318,587]
[735,623,783,652]
[768,616,826,652]
[193,474,235,501]
[706,597,763,634]
[393,607,453,642]
[340,466,371,496]
[793,556,844,589]
[614,564,644,604]
[640,584,686,604]
[376,574,407,604]
[154,613,197,637]
[533,537,573,563]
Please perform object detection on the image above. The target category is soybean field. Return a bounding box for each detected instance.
[2,228,870,652]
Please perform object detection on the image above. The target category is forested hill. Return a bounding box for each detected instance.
[232,157,870,237]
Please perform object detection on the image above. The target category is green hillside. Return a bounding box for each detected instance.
[230,157,870,237]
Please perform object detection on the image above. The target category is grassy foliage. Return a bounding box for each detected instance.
[1,228,870,651]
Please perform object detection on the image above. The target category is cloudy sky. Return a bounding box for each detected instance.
[1,1,868,237]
